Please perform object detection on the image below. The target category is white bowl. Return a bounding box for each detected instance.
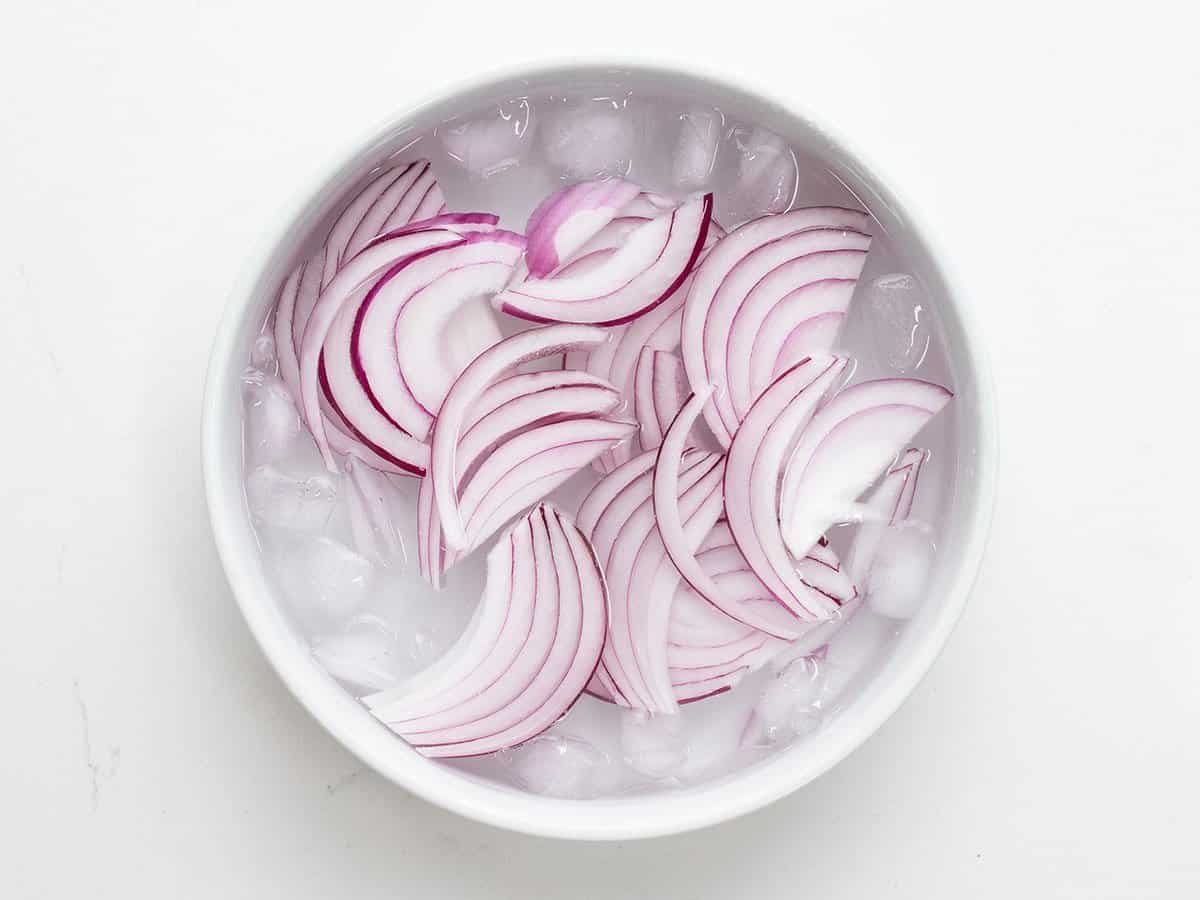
[202,61,997,841]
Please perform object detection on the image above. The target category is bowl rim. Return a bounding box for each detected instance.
[202,57,998,841]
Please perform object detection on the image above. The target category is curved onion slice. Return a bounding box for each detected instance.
[430,324,609,549]
[351,231,524,441]
[780,378,952,558]
[319,286,435,474]
[424,411,633,586]
[321,161,447,286]
[724,356,852,634]
[575,225,723,472]
[681,207,871,444]
[583,449,725,711]
[274,259,415,474]
[363,212,500,250]
[577,449,715,708]
[523,179,642,277]
[496,194,713,326]
[845,447,928,585]
[299,228,466,467]
[365,505,607,758]
[633,349,689,451]
[725,241,870,419]
[417,369,620,583]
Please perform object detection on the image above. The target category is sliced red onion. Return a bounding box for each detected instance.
[299,228,465,468]
[844,447,927,585]
[579,449,720,709]
[724,239,870,420]
[581,226,723,472]
[681,207,871,445]
[523,179,642,277]
[590,450,725,711]
[417,370,620,585]
[652,385,740,620]
[633,349,689,451]
[274,259,417,474]
[723,356,852,634]
[321,161,447,285]
[496,194,713,326]
[430,324,608,549]
[433,417,636,584]
[351,231,524,441]
[319,287,434,474]
[780,378,952,558]
[365,505,607,758]
[363,212,500,250]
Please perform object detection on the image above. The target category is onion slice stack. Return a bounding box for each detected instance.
[416,370,633,587]
[723,356,856,635]
[496,193,714,326]
[428,324,612,550]
[365,505,607,758]
[667,523,788,703]
[681,207,872,446]
[578,449,726,712]
[522,179,643,278]
[780,378,952,558]
[321,160,448,279]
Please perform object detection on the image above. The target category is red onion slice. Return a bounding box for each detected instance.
[440,417,637,577]
[365,505,607,758]
[352,232,524,441]
[320,161,447,286]
[418,371,622,585]
[591,451,725,711]
[579,450,719,708]
[319,286,433,474]
[779,378,952,558]
[724,356,852,634]
[274,259,416,474]
[363,212,500,250]
[681,207,871,445]
[430,324,608,549]
[633,349,689,451]
[724,239,870,420]
[523,179,643,277]
[299,229,466,468]
[496,194,713,326]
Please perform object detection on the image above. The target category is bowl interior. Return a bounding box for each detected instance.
[203,62,994,839]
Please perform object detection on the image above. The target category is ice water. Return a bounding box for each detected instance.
[240,77,958,798]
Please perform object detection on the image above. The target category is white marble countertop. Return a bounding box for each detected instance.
[2,1,1197,896]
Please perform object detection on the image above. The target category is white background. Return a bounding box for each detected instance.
[2,1,1197,897]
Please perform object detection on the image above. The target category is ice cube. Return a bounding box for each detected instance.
[245,463,338,532]
[499,734,611,799]
[867,274,932,373]
[440,98,535,179]
[312,614,408,694]
[249,333,277,370]
[820,609,895,704]
[721,126,798,224]
[866,523,935,619]
[541,99,635,179]
[241,371,302,467]
[752,657,825,744]
[620,709,688,779]
[672,106,723,190]
[269,535,374,632]
[343,456,413,568]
